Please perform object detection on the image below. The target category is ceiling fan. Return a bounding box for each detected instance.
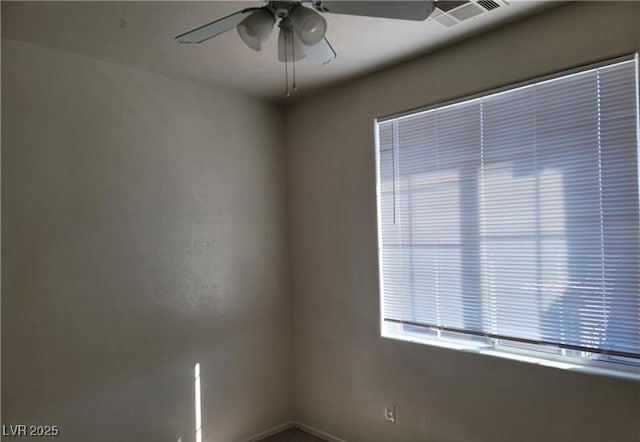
[176,1,436,94]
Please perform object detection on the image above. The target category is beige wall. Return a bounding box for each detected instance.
[286,2,640,442]
[1,39,291,441]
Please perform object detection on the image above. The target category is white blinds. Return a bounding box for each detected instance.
[376,58,640,359]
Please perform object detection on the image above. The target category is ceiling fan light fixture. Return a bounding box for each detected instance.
[237,9,275,51]
[291,5,327,46]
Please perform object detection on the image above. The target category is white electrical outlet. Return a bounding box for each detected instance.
[384,405,396,424]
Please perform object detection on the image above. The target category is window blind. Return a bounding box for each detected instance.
[376,57,639,361]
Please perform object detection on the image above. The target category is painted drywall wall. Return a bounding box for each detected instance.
[285,2,640,442]
[1,39,291,442]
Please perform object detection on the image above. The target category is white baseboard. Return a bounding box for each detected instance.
[241,420,347,442]
[294,421,348,442]
[242,421,295,442]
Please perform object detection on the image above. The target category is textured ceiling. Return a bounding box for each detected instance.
[1,1,555,101]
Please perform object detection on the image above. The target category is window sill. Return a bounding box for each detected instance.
[381,329,640,382]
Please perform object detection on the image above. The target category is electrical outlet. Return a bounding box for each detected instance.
[384,405,396,424]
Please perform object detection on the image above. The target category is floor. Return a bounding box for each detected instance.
[259,428,327,442]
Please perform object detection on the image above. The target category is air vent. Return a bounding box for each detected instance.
[432,0,505,28]
[478,0,500,11]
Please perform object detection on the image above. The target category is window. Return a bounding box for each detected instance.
[375,56,640,375]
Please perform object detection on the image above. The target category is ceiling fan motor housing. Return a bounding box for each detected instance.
[266,1,301,19]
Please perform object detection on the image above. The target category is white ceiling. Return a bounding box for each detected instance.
[1,1,555,101]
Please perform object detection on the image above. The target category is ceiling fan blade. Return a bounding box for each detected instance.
[318,1,435,20]
[304,37,336,65]
[176,8,261,44]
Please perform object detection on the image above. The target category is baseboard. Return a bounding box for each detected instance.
[242,421,295,442]
[294,421,348,442]
[241,419,347,442]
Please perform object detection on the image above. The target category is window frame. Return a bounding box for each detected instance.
[374,53,640,380]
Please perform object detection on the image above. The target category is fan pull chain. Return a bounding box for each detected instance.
[292,59,297,92]
[284,31,290,97]
[291,31,297,92]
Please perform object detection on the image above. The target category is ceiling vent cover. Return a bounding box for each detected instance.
[432,0,505,27]
[478,0,500,11]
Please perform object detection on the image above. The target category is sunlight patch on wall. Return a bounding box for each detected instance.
[195,363,203,442]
